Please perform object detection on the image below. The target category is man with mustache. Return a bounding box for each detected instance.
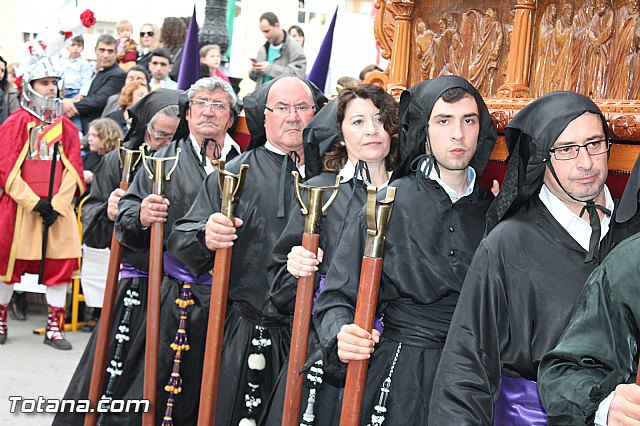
[56,77,240,425]
[169,75,326,424]
[429,91,633,424]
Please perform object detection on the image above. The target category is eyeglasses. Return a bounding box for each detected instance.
[549,139,610,160]
[147,124,174,142]
[191,99,231,112]
[140,31,154,37]
[265,104,315,116]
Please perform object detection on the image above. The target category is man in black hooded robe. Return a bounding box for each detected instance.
[113,76,241,425]
[167,75,327,425]
[538,153,640,425]
[313,75,497,425]
[429,91,631,425]
[53,89,180,426]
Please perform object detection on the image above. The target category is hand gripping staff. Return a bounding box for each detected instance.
[85,142,142,426]
[282,172,340,426]
[141,147,181,426]
[340,186,396,426]
[198,159,249,426]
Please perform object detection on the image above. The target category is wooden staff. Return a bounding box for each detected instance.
[340,186,396,426]
[85,145,141,426]
[282,172,340,426]
[142,149,181,426]
[198,160,249,426]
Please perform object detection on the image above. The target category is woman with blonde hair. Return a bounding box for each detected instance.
[137,22,161,69]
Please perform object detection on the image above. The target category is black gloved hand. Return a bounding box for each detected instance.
[33,200,59,227]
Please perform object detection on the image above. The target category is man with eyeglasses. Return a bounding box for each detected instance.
[168,75,326,424]
[539,155,640,425]
[430,91,633,424]
[103,76,240,424]
[53,89,180,425]
[148,48,178,91]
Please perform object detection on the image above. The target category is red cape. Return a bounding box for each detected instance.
[0,109,85,279]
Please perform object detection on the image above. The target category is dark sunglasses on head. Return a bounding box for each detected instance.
[140,31,154,37]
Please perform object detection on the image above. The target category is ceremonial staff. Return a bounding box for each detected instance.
[141,148,181,426]
[198,160,249,426]
[85,143,141,426]
[37,141,59,284]
[340,186,396,426]
[282,172,340,426]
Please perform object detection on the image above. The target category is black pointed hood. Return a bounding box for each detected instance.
[392,75,497,181]
[243,76,328,151]
[126,89,181,149]
[302,97,339,179]
[485,90,609,232]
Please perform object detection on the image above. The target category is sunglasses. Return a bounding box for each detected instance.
[140,31,154,37]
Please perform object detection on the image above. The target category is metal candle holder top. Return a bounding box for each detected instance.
[141,146,181,195]
[116,140,143,184]
[364,185,396,258]
[292,171,341,235]
[216,159,249,218]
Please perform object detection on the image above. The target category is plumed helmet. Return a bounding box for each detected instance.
[20,57,65,123]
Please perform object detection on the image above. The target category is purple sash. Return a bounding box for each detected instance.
[119,262,149,279]
[163,252,212,285]
[494,375,547,425]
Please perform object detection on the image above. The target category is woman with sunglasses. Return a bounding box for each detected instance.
[137,23,160,70]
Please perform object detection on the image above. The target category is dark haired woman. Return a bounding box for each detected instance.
[263,83,398,425]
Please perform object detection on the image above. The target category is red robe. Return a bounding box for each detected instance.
[0,108,85,280]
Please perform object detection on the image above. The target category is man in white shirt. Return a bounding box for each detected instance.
[148,48,178,91]
[430,90,623,425]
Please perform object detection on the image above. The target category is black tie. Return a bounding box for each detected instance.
[580,200,611,263]
[277,151,300,218]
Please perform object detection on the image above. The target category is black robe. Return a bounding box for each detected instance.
[262,171,370,426]
[538,232,640,425]
[428,196,622,425]
[168,145,301,425]
[314,173,493,425]
[55,137,228,426]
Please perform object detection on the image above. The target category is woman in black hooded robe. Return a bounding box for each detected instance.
[262,84,399,425]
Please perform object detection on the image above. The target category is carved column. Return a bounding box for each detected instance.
[200,0,229,56]
[387,0,415,97]
[498,0,535,98]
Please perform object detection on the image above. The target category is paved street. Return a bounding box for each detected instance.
[0,309,91,426]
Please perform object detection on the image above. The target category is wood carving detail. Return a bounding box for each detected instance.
[412,5,513,97]
[611,114,638,139]
[531,0,640,99]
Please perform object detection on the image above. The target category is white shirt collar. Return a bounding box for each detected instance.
[538,184,614,251]
[421,161,477,203]
[264,141,305,178]
[338,159,392,190]
[190,133,241,175]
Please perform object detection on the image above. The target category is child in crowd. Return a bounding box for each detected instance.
[116,20,138,71]
[199,44,230,82]
[62,35,92,133]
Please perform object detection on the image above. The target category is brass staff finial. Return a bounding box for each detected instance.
[141,147,182,195]
[364,185,396,258]
[292,171,341,235]
[216,159,250,218]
